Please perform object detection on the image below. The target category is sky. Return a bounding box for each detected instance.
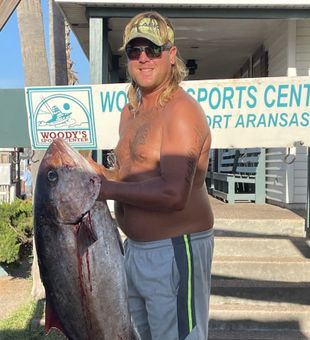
[0,1,89,88]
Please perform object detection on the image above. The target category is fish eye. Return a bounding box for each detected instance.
[47,170,58,182]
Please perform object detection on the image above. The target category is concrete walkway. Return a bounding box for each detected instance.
[209,197,310,339]
[210,196,305,221]
[210,196,306,238]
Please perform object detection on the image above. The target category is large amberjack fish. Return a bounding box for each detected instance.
[34,138,139,340]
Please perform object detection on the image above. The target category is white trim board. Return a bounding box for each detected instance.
[56,0,310,8]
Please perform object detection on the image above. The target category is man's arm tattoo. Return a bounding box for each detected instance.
[185,150,198,185]
[185,126,205,184]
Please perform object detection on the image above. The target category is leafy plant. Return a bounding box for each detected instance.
[0,199,33,264]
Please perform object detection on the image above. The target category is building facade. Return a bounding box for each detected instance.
[56,0,310,209]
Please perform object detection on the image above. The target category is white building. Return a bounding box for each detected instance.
[56,0,310,209]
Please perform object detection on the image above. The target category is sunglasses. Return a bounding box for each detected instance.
[125,44,170,60]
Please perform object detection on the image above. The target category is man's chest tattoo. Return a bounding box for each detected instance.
[129,122,152,161]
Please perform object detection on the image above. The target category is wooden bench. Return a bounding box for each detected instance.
[211,148,265,204]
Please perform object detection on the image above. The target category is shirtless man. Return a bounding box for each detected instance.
[97,11,214,340]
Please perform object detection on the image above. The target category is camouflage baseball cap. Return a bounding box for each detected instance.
[125,17,174,47]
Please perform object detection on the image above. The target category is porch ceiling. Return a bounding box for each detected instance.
[56,1,298,80]
[110,18,281,80]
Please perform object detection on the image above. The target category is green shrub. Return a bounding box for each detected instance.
[0,220,20,263]
[0,199,33,264]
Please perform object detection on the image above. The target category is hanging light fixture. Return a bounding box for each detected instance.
[186,59,198,75]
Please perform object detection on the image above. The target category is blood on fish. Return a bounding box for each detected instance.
[86,212,96,242]
[86,249,92,292]
[76,245,93,337]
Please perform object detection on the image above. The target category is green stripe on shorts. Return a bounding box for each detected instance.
[184,234,193,331]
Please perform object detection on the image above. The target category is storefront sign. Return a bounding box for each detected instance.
[25,76,310,149]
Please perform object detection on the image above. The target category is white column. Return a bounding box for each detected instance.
[286,20,297,204]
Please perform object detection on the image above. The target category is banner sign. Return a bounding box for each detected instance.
[25,76,310,149]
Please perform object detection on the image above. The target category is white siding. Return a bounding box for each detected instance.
[291,146,308,204]
[265,148,287,203]
[264,21,289,204]
[212,19,309,207]
[264,20,288,77]
[293,20,310,205]
[263,20,309,207]
[296,20,310,76]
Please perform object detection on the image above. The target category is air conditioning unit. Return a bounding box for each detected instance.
[0,164,11,185]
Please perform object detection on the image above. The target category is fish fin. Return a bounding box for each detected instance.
[45,297,65,334]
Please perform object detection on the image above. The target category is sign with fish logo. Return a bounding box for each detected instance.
[25,76,310,149]
[26,86,97,149]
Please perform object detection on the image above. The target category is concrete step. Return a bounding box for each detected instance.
[214,237,310,258]
[208,219,309,339]
[211,279,310,307]
[212,256,310,282]
[214,219,306,238]
[212,236,310,282]
[208,329,310,340]
[209,286,310,339]
[209,307,310,335]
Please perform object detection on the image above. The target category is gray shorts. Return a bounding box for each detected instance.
[124,229,214,340]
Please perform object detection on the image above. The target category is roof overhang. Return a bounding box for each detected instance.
[56,1,310,79]
[56,1,310,55]
[56,0,310,8]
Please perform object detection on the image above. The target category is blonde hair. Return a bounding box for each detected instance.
[120,11,188,112]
